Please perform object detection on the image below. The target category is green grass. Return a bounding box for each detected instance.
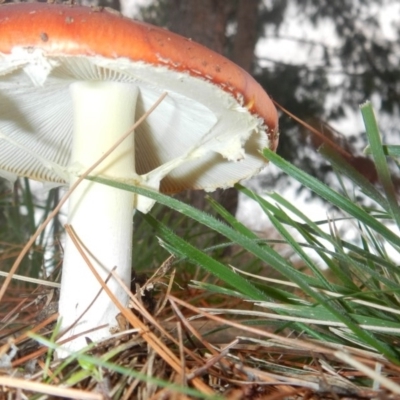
[0,178,63,281]
[88,101,400,364]
[3,100,400,396]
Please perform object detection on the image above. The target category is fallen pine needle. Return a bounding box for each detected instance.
[0,376,103,400]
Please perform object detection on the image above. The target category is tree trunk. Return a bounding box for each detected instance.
[97,0,121,11]
[232,0,260,71]
[166,0,232,54]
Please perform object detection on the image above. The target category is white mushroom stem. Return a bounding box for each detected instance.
[58,81,138,352]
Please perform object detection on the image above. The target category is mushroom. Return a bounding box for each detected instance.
[0,3,278,353]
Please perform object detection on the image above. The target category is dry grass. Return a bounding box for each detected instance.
[1,266,400,400]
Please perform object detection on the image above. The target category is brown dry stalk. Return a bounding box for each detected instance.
[272,99,352,159]
[0,375,103,400]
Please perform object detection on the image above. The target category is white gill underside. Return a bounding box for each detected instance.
[0,48,269,198]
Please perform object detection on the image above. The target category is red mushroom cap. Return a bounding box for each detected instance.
[0,2,278,151]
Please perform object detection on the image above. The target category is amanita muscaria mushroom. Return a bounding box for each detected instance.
[0,3,278,353]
